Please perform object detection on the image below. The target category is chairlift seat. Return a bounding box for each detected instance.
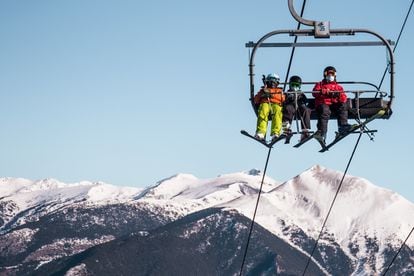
[307,97,390,120]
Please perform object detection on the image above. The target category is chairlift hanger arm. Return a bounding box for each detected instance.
[285,0,394,109]
[288,0,314,26]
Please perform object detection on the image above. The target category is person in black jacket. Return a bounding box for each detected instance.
[282,75,311,142]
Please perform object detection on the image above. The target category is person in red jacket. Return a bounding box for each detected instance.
[312,66,351,142]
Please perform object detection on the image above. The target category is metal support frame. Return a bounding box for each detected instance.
[248,1,395,116]
[245,41,395,48]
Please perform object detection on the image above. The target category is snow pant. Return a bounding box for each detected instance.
[256,102,283,136]
[282,103,311,130]
[316,102,349,137]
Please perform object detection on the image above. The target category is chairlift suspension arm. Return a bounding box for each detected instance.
[286,0,394,109]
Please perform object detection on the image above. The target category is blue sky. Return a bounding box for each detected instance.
[1,0,413,202]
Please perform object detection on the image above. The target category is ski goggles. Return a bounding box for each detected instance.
[289,81,301,88]
[267,78,280,83]
[324,70,336,76]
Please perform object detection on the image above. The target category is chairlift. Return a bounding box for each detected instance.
[246,0,394,126]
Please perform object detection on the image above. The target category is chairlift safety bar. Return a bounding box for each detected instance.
[278,81,380,91]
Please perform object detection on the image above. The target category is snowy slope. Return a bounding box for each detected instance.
[2,167,412,248]
[217,165,414,272]
[1,166,413,274]
[136,165,414,274]
[1,178,142,205]
[135,166,413,248]
[223,165,413,242]
[135,165,414,273]
[0,177,142,232]
[136,168,281,213]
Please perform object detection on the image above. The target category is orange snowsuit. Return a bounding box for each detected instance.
[254,87,285,105]
[254,87,285,137]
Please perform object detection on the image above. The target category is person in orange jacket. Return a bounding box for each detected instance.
[254,73,285,141]
[312,66,351,142]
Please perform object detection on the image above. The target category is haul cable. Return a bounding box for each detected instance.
[239,146,273,275]
[302,133,363,275]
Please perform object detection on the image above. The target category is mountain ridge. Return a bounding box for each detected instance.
[1,165,413,275]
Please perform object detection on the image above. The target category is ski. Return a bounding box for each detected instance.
[293,132,316,148]
[319,109,386,152]
[240,130,269,147]
[284,133,293,144]
[283,130,298,144]
[268,133,287,147]
[313,133,328,152]
[240,130,286,148]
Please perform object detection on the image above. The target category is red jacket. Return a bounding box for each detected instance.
[312,80,347,106]
[254,87,285,105]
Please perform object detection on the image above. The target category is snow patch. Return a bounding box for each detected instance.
[0,228,39,256]
[65,263,89,276]
[25,235,115,264]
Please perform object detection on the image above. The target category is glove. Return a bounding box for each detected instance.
[321,88,329,95]
[261,92,271,98]
[298,94,308,105]
[287,94,295,102]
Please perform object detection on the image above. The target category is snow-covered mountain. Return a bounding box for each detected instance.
[0,178,142,234]
[135,165,414,274]
[1,165,413,275]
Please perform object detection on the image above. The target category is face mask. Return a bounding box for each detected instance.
[325,75,335,82]
[290,85,300,91]
[267,81,278,87]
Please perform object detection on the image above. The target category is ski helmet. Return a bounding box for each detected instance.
[323,66,336,76]
[265,73,280,84]
[289,75,302,85]
[289,75,302,90]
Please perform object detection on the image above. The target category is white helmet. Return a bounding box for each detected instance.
[265,73,280,83]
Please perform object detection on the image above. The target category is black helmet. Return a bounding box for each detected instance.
[289,75,302,91]
[289,75,302,85]
[323,66,336,76]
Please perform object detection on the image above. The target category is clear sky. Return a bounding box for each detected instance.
[1,0,413,202]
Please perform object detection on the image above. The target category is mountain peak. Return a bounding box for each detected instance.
[135,173,200,200]
[29,178,66,191]
[263,165,414,249]
[244,168,261,176]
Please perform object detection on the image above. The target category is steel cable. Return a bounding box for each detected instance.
[381,226,414,275]
[239,146,273,275]
[302,133,363,275]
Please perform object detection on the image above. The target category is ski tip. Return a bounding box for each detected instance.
[319,147,328,153]
[378,109,386,116]
[240,129,247,134]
